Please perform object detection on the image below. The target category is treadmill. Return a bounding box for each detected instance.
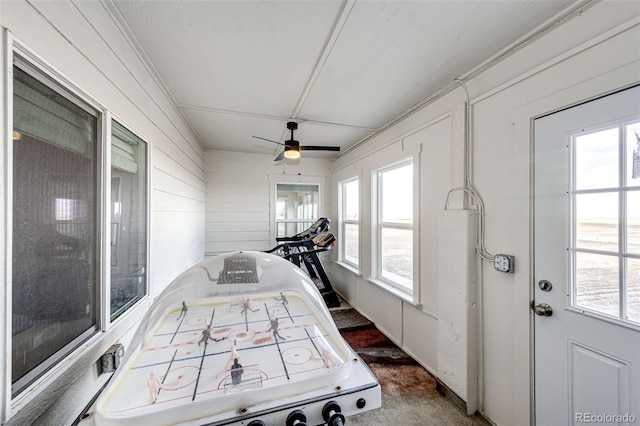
[266,218,341,308]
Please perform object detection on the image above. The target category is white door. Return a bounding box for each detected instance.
[534,85,640,426]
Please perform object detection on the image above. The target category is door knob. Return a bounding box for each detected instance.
[531,301,553,317]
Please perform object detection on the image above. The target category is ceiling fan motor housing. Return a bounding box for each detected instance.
[285,122,300,150]
[252,120,339,161]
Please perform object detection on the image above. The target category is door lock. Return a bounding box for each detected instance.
[538,279,553,292]
[531,301,553,317]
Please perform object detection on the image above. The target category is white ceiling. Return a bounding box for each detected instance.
[108,0,577,160]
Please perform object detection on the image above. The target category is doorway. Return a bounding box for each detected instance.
[533,85,640,425]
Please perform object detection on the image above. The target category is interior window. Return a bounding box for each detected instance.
[275,183,319,238]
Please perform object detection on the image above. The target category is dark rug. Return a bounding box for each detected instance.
[335,312,490,425]
[339,324,437,394]
[340,325,417,366]
[333,304,435,395]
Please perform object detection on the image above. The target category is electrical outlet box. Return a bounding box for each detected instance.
[99,343,125,374]
[494,254,515,273]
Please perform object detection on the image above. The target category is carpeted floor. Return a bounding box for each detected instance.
[333,307,490,426]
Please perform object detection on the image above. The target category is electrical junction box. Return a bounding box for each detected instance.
[494,254,515,273]
[99,343,125,374]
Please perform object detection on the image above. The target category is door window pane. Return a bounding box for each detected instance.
[12,64,98,394]
[111,122,147,320]
[575,192,618,252]
[626,121,640,187]
[570,122,640,326]
[574,128,619,190]
[627,258,640,323]
[575,253,619,317]
[628,191,640,255]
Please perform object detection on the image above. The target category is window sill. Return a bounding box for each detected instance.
[365,277,422,310]
[333,262,423,310]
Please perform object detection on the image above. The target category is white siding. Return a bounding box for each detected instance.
[204,150,332,256]
[0,1,205,424]
[329,2,640,425]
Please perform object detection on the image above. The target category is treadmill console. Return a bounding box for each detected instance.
[276,217,330,242]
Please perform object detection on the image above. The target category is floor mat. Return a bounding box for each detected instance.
[330,306,371,330]
[337,315,490,426]
[340,324,416,366]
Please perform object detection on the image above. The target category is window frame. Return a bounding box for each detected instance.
[269,175,325,242]
[373,158,415,295]
[5,43,150,403]
[108,119,150,322]
[10,54,104,397]
[339,176,360,269]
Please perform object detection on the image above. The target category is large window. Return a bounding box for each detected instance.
[571,120,640,324]
[375,159,413,292]
[10,57,148,396]
[275,183,319,238]
[12,61,99,395]
[339,178,359,267]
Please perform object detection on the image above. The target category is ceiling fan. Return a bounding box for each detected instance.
[252,121,340,161]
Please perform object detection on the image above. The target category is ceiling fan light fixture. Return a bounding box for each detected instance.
[284,147,300,159]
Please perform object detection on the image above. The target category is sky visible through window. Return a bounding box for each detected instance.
[382,163,412,223]
[573,120,640,324]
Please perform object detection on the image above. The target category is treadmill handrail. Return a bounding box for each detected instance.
[282,245,332,260]
[274,217,330,243]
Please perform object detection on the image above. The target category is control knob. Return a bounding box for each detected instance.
[322,401,346,426]
[286,409,308,426]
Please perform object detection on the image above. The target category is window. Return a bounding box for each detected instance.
[12,61,99,395]
[10,56,149,396]
[339,178,359,267]
[110,122,148,320]
[375,160,413,292]
[275,183,319,238]
[571,120,640,324]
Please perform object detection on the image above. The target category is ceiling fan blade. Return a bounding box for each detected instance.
[252,135,285,146]
[274,151,285,162]
[299,146,341,151]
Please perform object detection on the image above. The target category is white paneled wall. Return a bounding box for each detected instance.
[329,3,640,426]
[329,105,463,389]
[204,151,332,256]
[1,1,204,424]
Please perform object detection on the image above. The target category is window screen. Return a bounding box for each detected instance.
[12,63,99,395]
